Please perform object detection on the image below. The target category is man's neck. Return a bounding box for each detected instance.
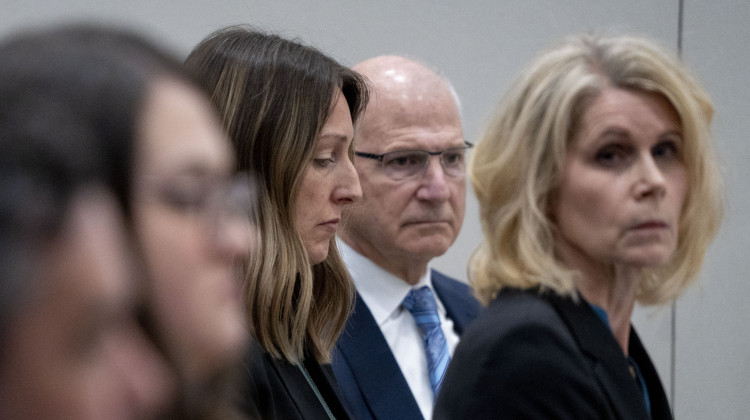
[339,237,429,285]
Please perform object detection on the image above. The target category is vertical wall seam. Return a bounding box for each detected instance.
[669,300,677,416]
[673,0,684,411]
[678,0,684,53]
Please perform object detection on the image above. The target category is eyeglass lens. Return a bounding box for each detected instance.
[155,174,256,225]
[207,174,258,222]
[381,148,467,179]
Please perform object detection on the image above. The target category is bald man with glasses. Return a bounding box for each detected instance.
[332,55,481,420]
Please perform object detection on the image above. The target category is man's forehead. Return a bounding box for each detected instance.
[361,90,461,133]
[358,119,463,152]
[353,55,421,79]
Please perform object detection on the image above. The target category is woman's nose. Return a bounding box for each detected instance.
[335,158,362,205]
[634,155,667,199]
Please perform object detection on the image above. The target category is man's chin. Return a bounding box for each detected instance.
[401,238,453,260]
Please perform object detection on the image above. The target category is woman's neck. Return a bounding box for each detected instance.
[575,264,639,354]
[557,243,639,353]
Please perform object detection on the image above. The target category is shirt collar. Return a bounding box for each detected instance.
[338,238,442,326]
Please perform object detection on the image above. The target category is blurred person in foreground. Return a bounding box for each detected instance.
[0,24,258,419]
[0,29,174,418]
[434,33,722,420]
[331,55,481,420]
[186,26,367,419]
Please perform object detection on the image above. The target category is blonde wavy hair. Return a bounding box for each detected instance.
[185,26,368,363]
[470,33,722,306]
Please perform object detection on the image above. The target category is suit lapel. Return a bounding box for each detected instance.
[335,294,423,419]
[266,356,312,417]
[266,351,353,419]
[629,328,673,419]
[549,294,651,420]
[431,270,481,334]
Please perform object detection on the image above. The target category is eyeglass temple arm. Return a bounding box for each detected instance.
[354,141,473,160]
[353,151,384,161]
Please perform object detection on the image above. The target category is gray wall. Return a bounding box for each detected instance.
[2,1,747,417]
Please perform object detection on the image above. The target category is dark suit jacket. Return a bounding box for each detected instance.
[434,288,672,420]
[242,337,352,420]
[331,270,481,420]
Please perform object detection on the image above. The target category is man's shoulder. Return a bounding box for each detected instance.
[430,269,481,330]
[430,269,471,296]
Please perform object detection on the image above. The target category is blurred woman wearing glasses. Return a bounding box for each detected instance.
[435,34,722,420]
[185,26,368,419]
[0,25,257,418]
[0,30,174,418]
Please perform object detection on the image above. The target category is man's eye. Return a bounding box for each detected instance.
[386,153,423,168]
[442,151,465,166]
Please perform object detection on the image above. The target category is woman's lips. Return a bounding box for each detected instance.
[319,218,340,232]
[626,219,672,243]
[630,219,669,230]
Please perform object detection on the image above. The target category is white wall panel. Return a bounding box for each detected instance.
[677,1,750,418]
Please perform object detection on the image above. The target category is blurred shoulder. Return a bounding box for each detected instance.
[456,288,574,355]
[431,269,468,290]
[437,289,602,418]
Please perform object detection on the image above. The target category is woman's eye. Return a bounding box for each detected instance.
[595,145,628,167]
[652,140,680,160]
[160,186,209,212]
[314,157,336,168]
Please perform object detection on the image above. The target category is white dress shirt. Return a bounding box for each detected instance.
[338,240,460,420]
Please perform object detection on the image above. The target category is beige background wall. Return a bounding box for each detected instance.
[2,1,747,417]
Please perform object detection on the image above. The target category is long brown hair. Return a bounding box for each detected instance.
[186,25,368,363]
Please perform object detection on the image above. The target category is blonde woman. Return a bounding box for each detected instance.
[435,34,722,419]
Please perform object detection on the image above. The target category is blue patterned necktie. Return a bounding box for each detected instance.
[402,286,451,396]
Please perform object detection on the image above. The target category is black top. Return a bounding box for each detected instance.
[434,288,672,420]
[242,338,352,420]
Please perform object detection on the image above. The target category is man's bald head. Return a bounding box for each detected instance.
[353,55,456,98]
[353,56,461,140]
[341,55,466,283]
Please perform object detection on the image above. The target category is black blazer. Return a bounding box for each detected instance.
[331,270,481,420]
[434,288,672,420]
[242,338,352,420]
